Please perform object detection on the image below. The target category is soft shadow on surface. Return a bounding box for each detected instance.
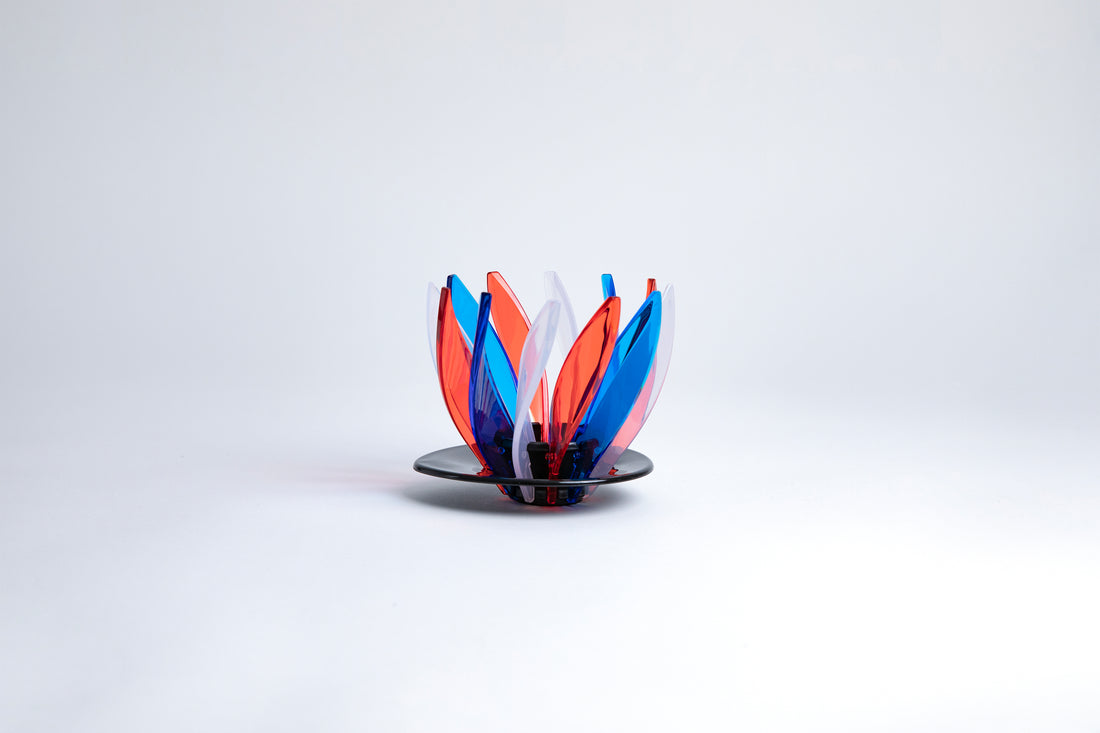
[258,456,427,494]
[403,481,638,515]
[257,454,640,515]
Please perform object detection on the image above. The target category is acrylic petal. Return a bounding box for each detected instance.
[548,296,620,486]
[574,292,661,477]
[642,283,675,424]
[426,281,440,374]
[544,271,579,360]
[590,284,675,483]
[588,287,655,415]
[446,274,478,347]
[447,274,518,422]
[511,299,561,502]
[436,287,487,468]
[469,292,516,481]
[487,271,548,426]
[602,273,616,299]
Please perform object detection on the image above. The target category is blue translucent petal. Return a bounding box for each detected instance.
[573,292,662,477]
[469,292,517,480]
[587,290,660,420]
[447,274,518,421]
[446,274,479,347]
[602,273,616,299]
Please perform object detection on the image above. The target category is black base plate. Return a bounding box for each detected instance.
[412,446,654,506]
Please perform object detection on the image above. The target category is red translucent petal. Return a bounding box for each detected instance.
[646,278,657,297]
[548,296,621,481]
[487,272,548,426]
[436,287,487,468]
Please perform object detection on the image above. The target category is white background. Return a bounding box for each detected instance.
[2,1,1099,730]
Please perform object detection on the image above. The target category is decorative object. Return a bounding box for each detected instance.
[414,272,674,506]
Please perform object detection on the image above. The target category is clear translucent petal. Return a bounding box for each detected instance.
[548,296,620,485]
[426,282,440,374]
[643,283,675,423]
[447,274,518,422]
[511,300,561,501]
[469,292,516,480]
[544,271,579,359]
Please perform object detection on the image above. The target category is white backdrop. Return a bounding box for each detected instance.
[2,2,1099,731]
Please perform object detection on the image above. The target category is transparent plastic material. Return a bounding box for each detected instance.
[435,287,487,468]
[487,271,547,427]
[446,274,478,346]
[590,283,676,482]
[548,296,620,483]
[574,292,661,477]
[447,274,518,422]
[469,293,516,480]
[544,271,579,359]
[587,289,656,416]
[419,272,673,507]
[426,282,440,373]
[511,299,561,502]
[642,283,675,423]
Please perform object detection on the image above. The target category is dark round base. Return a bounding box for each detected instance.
[412,445,654,507]
[502,484,588,506]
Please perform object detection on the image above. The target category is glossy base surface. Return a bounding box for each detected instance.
[413,445,653,506]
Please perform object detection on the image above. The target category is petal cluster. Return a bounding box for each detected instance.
[427,272,675,504]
